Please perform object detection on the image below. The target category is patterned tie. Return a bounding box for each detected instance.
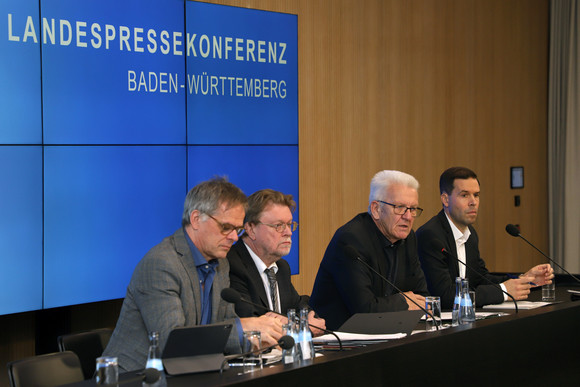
[265,267,280,313]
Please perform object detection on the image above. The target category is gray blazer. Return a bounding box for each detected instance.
[102,228,241,372]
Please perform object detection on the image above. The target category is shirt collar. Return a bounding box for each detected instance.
[244,241,278,274]
[183,227,219,269]
[444,212,471,245]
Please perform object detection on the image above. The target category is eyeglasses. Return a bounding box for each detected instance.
[256,221,298,233]
[206,214,245,237]
[376,200,423,217]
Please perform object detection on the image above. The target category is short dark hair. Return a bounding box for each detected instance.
[181,177,247,226]
[244,189,296,225]
[439,167,479,195]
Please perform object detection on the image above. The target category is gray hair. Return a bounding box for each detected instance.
[368,170,420,206]
[181,177,247,226]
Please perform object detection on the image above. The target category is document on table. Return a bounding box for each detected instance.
[313,331,406,344]
[421,312,507,321]
[482,301,551,310]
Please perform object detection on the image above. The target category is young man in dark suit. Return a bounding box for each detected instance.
[228,189,326,335]
[416,166,553,309]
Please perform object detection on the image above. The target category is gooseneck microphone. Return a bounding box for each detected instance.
[344,245,439,330]
[506,224,580,285]
[221,288,343,350]
[219,335,295,374]
[428,239,518,313]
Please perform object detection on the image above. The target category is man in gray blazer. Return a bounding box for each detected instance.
[103,177,283,372]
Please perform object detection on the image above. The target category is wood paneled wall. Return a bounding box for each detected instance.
[0,1,549,386]
[212,0,549,295]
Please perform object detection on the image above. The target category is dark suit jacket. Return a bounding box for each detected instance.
[103,228,241,372]
[416,210,508,309]
[227,241,310,317]
[309,212,429,331]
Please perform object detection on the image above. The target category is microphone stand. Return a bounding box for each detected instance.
[506,225,580,285]
[346,248,439,330]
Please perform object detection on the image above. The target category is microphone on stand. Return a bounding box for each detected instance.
[219,335,295,374]
[220,288,343,351]
[344,245,439,330]
[428,238,518,313]
[505,224,580,285]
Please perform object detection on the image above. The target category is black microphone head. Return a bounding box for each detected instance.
[221,288,242,304]
[505,224,520,237]
[278,335,295,350]
[142,368,161,384]
[344,245,360,261]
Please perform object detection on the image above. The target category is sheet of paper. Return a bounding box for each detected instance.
[313,331,406,343]
[482,301,551,310]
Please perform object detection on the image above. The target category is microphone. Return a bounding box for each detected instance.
[219,335,295,373]
[428,239,518,313]
[344,245,439,330]
[506,224,580,284]
[115,368,161,385]
[221,288,343,350]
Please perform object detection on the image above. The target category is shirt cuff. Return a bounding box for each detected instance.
[500,283,508,301]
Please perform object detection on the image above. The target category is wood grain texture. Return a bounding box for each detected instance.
[211,0,549,294]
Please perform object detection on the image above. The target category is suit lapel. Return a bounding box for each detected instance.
[173,228,203,324]
[236,243,270,309]
[437,211,460,278]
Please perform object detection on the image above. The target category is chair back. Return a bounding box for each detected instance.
[57,328,113,380]
[7,351,84,387]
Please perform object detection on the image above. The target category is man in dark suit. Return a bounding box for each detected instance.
[416,167,553,309]
[103,178,283,372]
[310,170,429,331]
[228,189,326,334]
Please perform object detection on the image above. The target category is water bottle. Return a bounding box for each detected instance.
[298,308,315,362]
[146,331,163,371]
[452,277,461,326]
[459,278,475,324]
[283,309,301,364]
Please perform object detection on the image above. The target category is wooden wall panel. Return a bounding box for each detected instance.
[0,2,549,385]
[213,0,549,294]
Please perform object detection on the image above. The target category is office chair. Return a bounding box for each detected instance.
[57,328,113,380]
[7,351,84,387]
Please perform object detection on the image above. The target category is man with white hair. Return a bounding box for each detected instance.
[310,170,429,330]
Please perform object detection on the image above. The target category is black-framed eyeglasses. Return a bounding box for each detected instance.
[256,221,298,233]
[206,214,245,237]
[376,200,423,217]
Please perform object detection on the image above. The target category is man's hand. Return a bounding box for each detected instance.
[402,291,426,310]
[240,314,283,347]
[307,310,327,337]
[522,264,554,287]
[502,276,534,300]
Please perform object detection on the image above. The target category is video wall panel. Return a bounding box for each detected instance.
[0,0,42,144]
[0,147,43,315]
[0,0,298,315]
[187,145,299,273]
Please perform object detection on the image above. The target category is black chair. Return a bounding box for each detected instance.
[57,328,113,380]
[7,351,84,387]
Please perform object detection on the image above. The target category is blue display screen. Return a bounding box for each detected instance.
[0,0,298,315]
